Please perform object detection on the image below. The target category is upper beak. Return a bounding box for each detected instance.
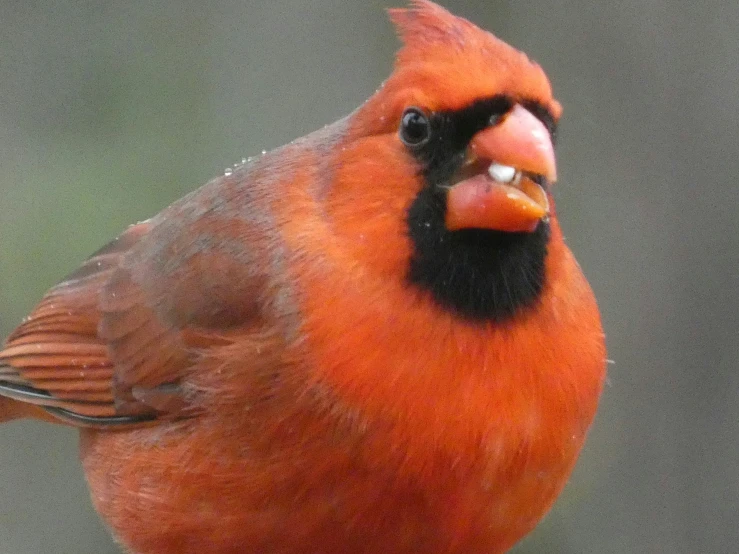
[445,104,557,233]
[470,104,557,182]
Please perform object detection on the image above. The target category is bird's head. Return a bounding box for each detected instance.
[326,0,563,322]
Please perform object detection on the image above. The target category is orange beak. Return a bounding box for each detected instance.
[446,104,557,233]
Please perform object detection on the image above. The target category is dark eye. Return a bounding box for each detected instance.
[489,112,505,127]
[399,108,431,146]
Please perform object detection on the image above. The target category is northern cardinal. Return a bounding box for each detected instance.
[0,2,605,553]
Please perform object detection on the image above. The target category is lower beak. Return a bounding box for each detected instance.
[445,105,556,233]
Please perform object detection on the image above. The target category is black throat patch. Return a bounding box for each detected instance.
[404,96,554,322]
[407,188,549,322]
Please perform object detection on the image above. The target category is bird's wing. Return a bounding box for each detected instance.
[0,175,275,427]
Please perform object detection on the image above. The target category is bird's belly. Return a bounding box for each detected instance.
[79,411,582,554]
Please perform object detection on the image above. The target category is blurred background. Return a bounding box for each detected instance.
[0,0,737,552]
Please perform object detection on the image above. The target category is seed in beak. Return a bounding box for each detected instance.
[488,163,519,184]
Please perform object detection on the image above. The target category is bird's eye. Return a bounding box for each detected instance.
[399,108,431,146]
[489,112,506,127]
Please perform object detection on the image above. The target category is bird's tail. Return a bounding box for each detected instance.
[0,395,22,422]
[0,364,19,422]
[0,365,48,423]
[0,388,58,423]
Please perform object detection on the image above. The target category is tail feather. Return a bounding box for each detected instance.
[0,396,17,422]
[0,363,20,421]
[0,367,58,423]
[0,394,51,423]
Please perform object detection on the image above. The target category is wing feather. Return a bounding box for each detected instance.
[0,168,279,427]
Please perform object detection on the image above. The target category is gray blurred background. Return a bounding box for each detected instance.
[0,1,737,553]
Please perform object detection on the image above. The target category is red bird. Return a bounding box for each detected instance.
[0,2,606,553]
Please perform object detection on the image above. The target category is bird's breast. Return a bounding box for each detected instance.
[282,227,606,549]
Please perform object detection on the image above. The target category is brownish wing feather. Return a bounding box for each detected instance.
[0,223,153,421]
[0,169,278,426]
[0,221,190,423]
